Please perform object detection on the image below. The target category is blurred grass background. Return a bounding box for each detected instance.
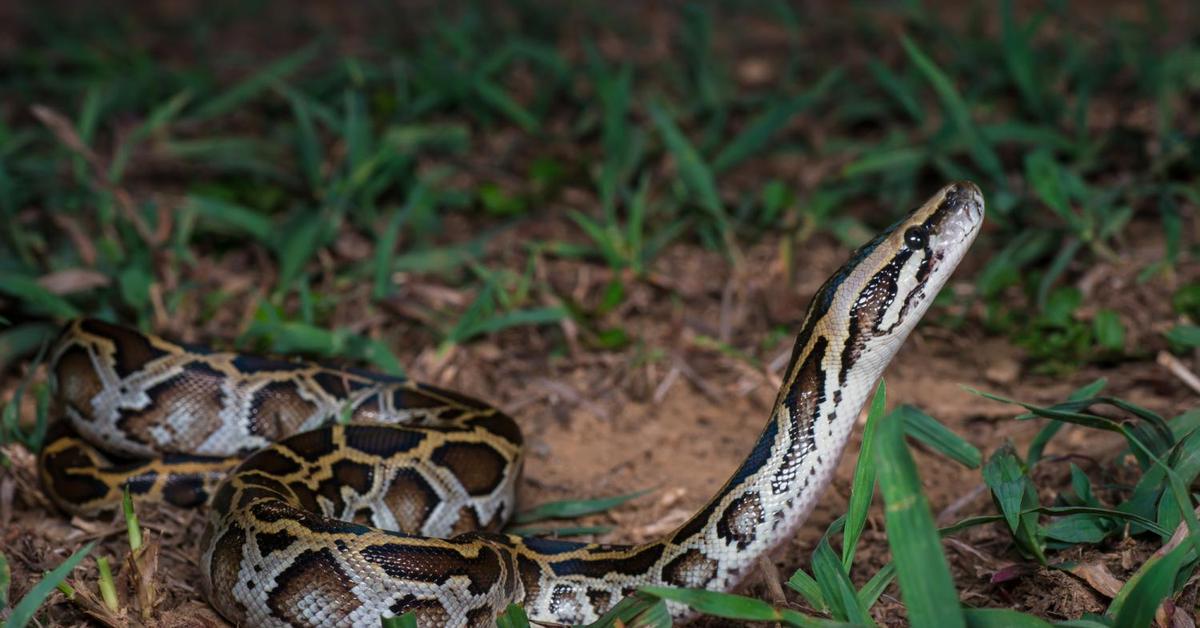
[1,0,1197,374]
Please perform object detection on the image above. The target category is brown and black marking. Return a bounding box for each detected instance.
[360,541,507,597]
[547,584,587,623]
[37,424,115,508]
[383,467,442,533]
[386,596,452,627]
[265,547,363,625]
[430,441,509,497]
[545,544,665,579]
[78,318,170,378]
[662,548,719,588]
[206,522,250,621]
[247,380,322,441]
[774,335,829,495]
[715,491,766,550]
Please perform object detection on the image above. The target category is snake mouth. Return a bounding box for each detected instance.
[928,181,985,250]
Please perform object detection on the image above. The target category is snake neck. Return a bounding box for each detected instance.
[654,180,990,592]
[658,309,898,592]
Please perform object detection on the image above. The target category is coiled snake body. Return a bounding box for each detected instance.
[38,183,983,626]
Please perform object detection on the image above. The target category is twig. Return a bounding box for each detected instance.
[756,555,788,607]
[1157,351,1200,396]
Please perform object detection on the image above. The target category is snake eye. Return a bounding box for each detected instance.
[903,226,928,250]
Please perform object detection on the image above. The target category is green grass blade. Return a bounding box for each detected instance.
[568,210,623,269]
[285,89,323,195]
[380,612,417,628]
[900,35,1004,183]
[874,403,966,628]
[184,195,274,240]
[982,445,1025,533]
[1168,408,1200,440]
[374,183,434,299]
[856,563,895,610]
[646,101,729,232]
[1165,324,1200,348]
[122,487,142,552]
[1053,619,1112,628]
[189,44,320,122]
[1024,150,1079,233]
[712,68,841,172]
[999,0,1047,120]
[867,60,923,123]
[963,608,1053,627]
[6,541,96,628]
[447,306,567,345]
[109,88,193,182]
[638,587,795,624]
[1108,542,1190,626]
[474,79,538,132]
[812,538,871,624]
[593,59,634,214]
[583,591,671,628]
[273,213,333,291]
[241,320,404,376]
[843,380,886,568]
[495,604,531,628]
[897,405,981,468]
[786,566,826,611]
[1026,379,1107,463]
[0,323,58,372]
[0,550,9,607]
[981,443,1045,563]
[0,272,81,318]
[342,89,371,176]
[512,489,652,525]
[842,147,926,179]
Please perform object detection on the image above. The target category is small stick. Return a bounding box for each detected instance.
[1157,351,1200,396]
[756,555,788,608]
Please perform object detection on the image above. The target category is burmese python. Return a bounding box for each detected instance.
[38,182,984,627]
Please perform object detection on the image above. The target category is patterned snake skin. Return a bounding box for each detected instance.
[38,182,984,627]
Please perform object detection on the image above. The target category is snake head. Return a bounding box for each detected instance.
[849,180,984,344]
[800,181,984,382]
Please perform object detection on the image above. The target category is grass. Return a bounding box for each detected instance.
[2,1,1200,625]
[2,2,1196,365]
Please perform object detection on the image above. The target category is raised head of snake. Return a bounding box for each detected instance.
[38,182,983,627]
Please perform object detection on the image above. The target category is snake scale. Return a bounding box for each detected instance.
[37,182,983,627]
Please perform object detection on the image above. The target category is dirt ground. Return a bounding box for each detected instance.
[3,211,1198,626]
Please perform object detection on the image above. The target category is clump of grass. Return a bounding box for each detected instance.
[3,3,1194,377]
[27,488,163,626]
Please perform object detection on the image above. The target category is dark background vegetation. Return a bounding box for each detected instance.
[3,1,1200,626]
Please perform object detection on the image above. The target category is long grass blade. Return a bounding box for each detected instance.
[583,591,671,628]
[646,101,729,233]
[0,272,81,318]
[189,44,320,122]
[843,380,885,568]
[6,541,96,628]
[512,489,651,525]
[897,404,981,469]
[874,402,965,628]
[900,35,1004,183]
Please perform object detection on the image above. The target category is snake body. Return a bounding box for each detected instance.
[38,182,983,626]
